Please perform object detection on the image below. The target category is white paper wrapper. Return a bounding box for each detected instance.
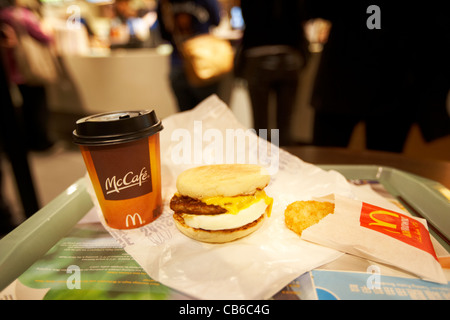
[301,194,447,284]
[88,95,359,299]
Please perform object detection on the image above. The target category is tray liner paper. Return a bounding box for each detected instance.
[301,194,447,284]
[86,95,367,299]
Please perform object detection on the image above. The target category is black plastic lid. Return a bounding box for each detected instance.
[72,110,163,146]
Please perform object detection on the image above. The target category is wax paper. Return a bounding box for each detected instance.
[88,95,357,299]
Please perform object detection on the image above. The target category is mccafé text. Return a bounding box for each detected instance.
[105,167,150,194]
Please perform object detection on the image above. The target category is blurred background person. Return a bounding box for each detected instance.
[0,0,55,151]
[110,0,152,49]
[157,0,221,112]
[0,61,15,235]
[235,0,309,146]
[0,162,15,236]
[308,1,450,152]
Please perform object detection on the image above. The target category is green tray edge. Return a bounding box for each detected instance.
[0,178,93,292]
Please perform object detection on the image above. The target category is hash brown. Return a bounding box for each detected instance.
[284,200,335,236]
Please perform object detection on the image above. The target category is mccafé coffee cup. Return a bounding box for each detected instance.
[73,110,163,229]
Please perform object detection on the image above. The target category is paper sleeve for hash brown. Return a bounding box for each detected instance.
[301,194,447,284]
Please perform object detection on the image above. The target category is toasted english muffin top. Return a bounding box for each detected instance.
[176,164,270,199]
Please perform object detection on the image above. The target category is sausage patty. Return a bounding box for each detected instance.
[170,194,227,215]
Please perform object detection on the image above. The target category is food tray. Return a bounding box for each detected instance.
[0,165,449,292]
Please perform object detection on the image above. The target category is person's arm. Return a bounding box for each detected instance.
[203,0,221,27]
[156,0,173,42]
[22,9,52,44]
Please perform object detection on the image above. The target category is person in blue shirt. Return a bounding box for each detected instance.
[157,0,221,111]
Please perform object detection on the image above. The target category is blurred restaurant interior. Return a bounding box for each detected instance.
[1,0,449,231]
